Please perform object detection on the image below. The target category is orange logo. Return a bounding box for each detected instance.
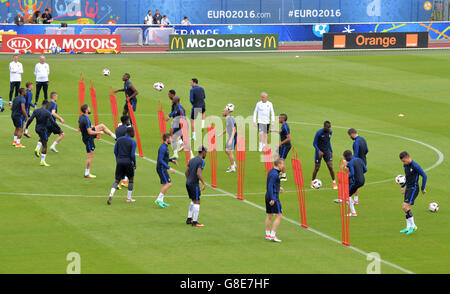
[406,34,418,47]
[334,35,346,48]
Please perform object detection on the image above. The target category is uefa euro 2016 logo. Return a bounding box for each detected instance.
[313,24,330,38]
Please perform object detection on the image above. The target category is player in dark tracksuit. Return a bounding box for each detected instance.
[25,100,52,166]
[265,158,285,243]
[185,146,207,227]
[399,151,427,236]
[10,88,29,148]
[114,73,138,115]
[342,150,367,216]
[347,128,369,203]
[155,133,178,208]
[115,115,132,189]
[272,114,291,181]
[47,92,65,153]
[312,121,337,189]
[107,127,137,205]
[166,96,187,158]
[189,78,206,140]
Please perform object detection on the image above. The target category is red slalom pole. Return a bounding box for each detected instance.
[89,80,100,139]
[180,117,191,165]
[109,87,119,130]
[237,136,246,200]
[263,146,273,178]
[158,101,167,142]
[78,73,85,131]
[207,124,218,188]
[291,147,308,228]
[127,96,143,158]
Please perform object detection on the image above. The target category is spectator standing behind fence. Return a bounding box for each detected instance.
[14,12,24,25]
[161,15,170,25]
[153,9,162,24]
[30,11,42,24]
[181,16,191,25]
[41,8,53,24]
[144,10,153,24]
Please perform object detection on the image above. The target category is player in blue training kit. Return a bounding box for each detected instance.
[155,133,178,208]
[312,121,337,189]
[107,127,137,205]
[337,150,367,216]
[114,73,138,116]
[271,114,291,181]
[166,94,188,159]
[115,115,132,189]
[23,82,34,139]
[47,92,65,153]
[78,104,116,178]
[265,158,285,243]
[399,151,427,235]
[10,88,29,148]
[25,100,52,166]
[189,78,206,140]
[185,146,207,227]
[347,128,369,204]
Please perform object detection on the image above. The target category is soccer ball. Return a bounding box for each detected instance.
[395,175,406,185]
[153,82,164,91]
[312,179,322,189]
[225,103,235,112]
[429,202,439,212]
[102,69,110,76]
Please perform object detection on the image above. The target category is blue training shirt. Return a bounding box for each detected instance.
[403,160,427,191]
[25,89,34,116]
[313,129,332,152]
[265,168,281,201]
[353,136,368,163]
[114,135,137,166]
[157,142,175,170]
[347,157,367,185]
[190,85,206,107]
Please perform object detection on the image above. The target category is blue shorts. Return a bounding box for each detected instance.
[115,162,134,181]
[12,116,25,128]
[157,166,171,184]
[266,199,282,214]
[186,183,200,200]
[278,144,291,159]
[124,98,137,112]
[36,127,49,142]
[349,181,364,196]
[404,187,420,205]
[190,106,205,120]
[83,138,96,153]
[315,149,332,164]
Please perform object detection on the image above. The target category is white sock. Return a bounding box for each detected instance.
[201,120,205,128]
[281,173,286,177]
[124,176,128,181]
[259,142,262,149]
[188,201,194,218]
[17,138,21,144]
[111,134,117,140]
[51,141,57,149]
[85,169,90,176]
[193,204,200,221]
[348,198,356,214]
[270,230,276,237]
[41,153,46,162]
[14,136,17,142]
[265,230,270,236]
[178,138,183,145]
[173,149,178,157]
[406,218,411,228]
[36,141,42,150]
[231,163,236,169]
[110,188,116,197]
[354,195,359,202]
[157,192,164,202]
[409,216,415,228]
[127,190,133,199]
[192,131,196,138]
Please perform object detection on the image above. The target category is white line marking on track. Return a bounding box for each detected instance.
[58,123,417,274]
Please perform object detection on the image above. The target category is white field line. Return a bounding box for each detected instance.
[0,192,228,198]
[59,123,420,274]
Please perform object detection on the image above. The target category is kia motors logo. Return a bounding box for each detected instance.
[7,37,32,50]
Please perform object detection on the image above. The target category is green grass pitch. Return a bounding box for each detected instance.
[0,50,449,274]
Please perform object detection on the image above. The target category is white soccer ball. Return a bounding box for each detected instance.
[102,69,110,76]
[153,82,164,91]
[225,103,234,112]
[312,179,322,189]
[395,175,406,185]
[429,202,439,212]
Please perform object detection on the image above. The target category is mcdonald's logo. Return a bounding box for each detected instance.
[171,37,184,50]
[263,36,277,48]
